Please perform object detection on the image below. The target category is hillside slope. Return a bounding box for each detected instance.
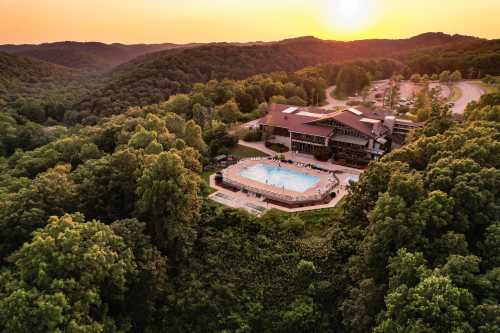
[0,52,96,122]
[0,41,195,70]
[77,33,483,114]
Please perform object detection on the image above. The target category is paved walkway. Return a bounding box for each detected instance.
[238,140,363,175]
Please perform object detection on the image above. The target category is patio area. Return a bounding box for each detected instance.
[208,143,363,214]
[221,158,338,205]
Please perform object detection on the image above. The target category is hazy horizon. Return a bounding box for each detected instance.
[1,0,499,45]
[0,31,492,47]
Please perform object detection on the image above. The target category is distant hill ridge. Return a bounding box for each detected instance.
[72,32,490,115]
[0,33,483,71]
[2,32,496,120]
[0,41,195,70]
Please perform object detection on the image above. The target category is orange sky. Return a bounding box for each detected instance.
[1,0,499,44]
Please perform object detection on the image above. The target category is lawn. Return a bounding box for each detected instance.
[266,142,289,153]
[276,201,345,225]
[228,144,269,159]
[261,199,346,237]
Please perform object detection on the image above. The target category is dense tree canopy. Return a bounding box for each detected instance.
[335,65,370,98]
[0,36,498,332]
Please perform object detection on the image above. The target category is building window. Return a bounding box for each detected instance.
[291,132,325,145]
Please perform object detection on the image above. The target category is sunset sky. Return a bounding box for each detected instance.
[1,0,499,44]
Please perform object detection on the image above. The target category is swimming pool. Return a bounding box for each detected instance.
[238,163,320,193]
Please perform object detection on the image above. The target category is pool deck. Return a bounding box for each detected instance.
[209,144,364,214]
[238,140,364,176]
[209,173,347,215]
[222,158,337,204]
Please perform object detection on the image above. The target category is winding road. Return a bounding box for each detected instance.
[451,81,485,114]
[323,86,348,109]
[322,80,485,114]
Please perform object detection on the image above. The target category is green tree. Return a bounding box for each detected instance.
[215,100,242,123]
[439,70,451,83]
[135,151,202,261]
[335,65,370,98]
[410,73,421,83]
[375,274,475,333]
[184,120,207,153]
[128,125,157,149]
[0,164,79,261]
[161,94,191,115]
[450,70,463,82]
[0,214,137,332]
[72,148,143,222]
[191,103,209,127]
[164,112,186,137]
[111,218,168,330]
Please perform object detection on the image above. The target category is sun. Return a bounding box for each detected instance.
[326,0,374,32]
[337,0,363,20]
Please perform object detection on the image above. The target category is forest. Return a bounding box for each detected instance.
[0,86,499,332]
[0,32,499,332]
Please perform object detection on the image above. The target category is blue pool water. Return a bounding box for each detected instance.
[238,163,320,193]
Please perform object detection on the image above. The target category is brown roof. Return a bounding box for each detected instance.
[259,104,396,139]
[327,111,375,137]
[259,104,334,137]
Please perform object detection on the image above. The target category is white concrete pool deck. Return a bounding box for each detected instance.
[209,174,348,214]
[223,159,337,203]
[209,141,364,214]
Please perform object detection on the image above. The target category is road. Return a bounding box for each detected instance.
[323,80,390,109]
[451,81,485,114]
[323,80,484,114]
[323,86,348,109]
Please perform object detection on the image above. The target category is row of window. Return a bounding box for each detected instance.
[291,132,326,144]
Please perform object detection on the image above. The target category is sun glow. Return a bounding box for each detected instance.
[326,0,376,33]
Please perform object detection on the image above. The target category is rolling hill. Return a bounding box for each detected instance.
[76,33,485,115]
[0,41,197,71]
[0,51,98,123]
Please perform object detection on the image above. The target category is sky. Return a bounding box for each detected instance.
[1,0,499,44]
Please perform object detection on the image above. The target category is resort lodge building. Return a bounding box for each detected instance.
[258,104,422,163]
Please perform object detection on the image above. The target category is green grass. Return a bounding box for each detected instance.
[267,143,289,153]
[261,200,346,237]
[201,170,214,183]
[201,171,217,195]
[228,144,269,159]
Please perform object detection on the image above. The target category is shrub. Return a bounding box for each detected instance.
[243,129,263,142]
[314,149,331,161]
[266,142,289,153]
